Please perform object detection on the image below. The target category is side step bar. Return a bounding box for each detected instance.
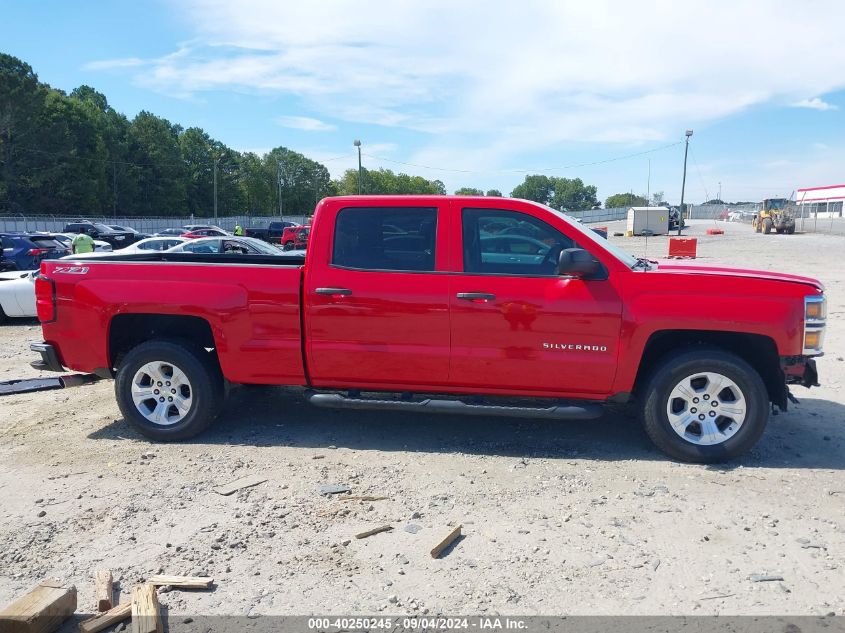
[305,392,604,420]
[0,373,102,397]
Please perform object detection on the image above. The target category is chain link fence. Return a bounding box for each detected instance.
[0,214,311,234]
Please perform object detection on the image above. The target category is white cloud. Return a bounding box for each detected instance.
[791,97,838,111]
[277,115,336,132]
[84,57,146,70]
[89,0,845,181]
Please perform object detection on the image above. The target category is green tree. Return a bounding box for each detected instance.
[485,189,503,197]
[125,111,187,216]
[0,53,48,213]
[266,147,332,216]
[455,187,484,195]
[605,193,648,208]
[511,175,598,210]
[334,167,445,196]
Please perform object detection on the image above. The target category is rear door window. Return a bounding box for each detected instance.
[332,207,437,272]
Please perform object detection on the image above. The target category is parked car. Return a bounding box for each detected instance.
[153,228,187,237]
[65,237,187,258]
[109,225,151,240]
[0,269,37,321]
[668,208,685,231]
[281,225,310,250]
[166,236,285,255]
[63,221,136,248]
[37,195,823,463]
[245,221,299,244]
[1,233,70,271]
[181,228,230,239]
[53,233,112,253]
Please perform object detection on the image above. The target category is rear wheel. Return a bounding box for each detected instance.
[763,218,773,234]
[641,349,769,463]
[786,225,795,234]
[115,340,223,441]
[283,241,294,251]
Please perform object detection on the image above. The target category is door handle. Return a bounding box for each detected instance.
[315,287,352,296]
[456,292,496,302]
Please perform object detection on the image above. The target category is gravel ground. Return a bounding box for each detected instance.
[0,219,843,625]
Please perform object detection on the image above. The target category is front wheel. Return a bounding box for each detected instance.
[641,349,769,463]
[115,340,223,441]
[763,218,773,234]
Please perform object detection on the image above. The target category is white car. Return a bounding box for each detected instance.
[65,236,187,258]
[167,236,285,255]
[54,233,112,253]
[0,270,37,321]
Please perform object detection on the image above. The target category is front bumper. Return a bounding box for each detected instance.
[30,342,64,372]
[782,356,820,388]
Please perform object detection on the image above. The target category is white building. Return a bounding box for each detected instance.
[795,185,845,218]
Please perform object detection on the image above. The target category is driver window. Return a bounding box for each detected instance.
[462,208,575,276]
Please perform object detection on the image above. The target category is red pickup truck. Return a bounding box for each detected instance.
[32,196,824,462]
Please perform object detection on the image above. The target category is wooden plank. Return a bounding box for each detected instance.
[0,578,76,633]
[94,570,113,612]
[146,575,214,589]
[78,602,131,633]
[130,584,162,633]
[430,525,462,558]
[339,495,389,502]
[212,474,267,496]
[354,525,393,539]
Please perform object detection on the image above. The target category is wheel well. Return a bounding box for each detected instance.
[109,314,217,370]
[634,330,785,408]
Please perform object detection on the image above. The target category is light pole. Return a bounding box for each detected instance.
[678,129,693,236]
[277,161,283,220]
[353,139,362,194]
[213,157,219,223]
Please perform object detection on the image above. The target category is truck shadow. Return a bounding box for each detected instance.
[90,386,845,469]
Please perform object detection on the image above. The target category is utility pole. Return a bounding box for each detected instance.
[213,157,219,222]
[678,130,693,236]
[353,139,362,194]
[718,181,722,202]
[277,161,283,220]
[112,163,117,219]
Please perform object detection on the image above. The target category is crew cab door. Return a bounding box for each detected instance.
[305,201,451,388]
[448,202,623,395]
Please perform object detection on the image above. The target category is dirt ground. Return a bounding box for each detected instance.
[1,219,843,625]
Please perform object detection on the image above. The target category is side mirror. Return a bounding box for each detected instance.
[557,248,603,279]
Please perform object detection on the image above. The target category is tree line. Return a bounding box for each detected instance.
[2,52,615,218]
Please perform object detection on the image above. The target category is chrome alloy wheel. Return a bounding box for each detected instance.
[131,361,193,426]
[666,371,747,446]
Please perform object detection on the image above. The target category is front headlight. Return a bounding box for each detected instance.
[804,295,826,355]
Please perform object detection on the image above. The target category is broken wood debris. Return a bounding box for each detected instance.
[131,584,162,633]
[146,575,214,589]
[0,578,77,633]
[78,602,131,633]
[430,525,462,558]
[339,495,389,502]
[213,474,267,496]
[355,525,393,539]
[94,570,113,612]
[749,574,784,582]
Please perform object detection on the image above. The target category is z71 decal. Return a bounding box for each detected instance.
[52,266,90,275]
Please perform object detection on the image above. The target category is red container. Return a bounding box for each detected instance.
[706,228,724,235]
[668,237,697,258]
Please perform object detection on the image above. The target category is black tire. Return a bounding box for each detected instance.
[115,340,223,441]
[283,241,294,251]
[763,218,772,234]
[786,225,795,234]
[641,349,769,463]
[0,303,8,324]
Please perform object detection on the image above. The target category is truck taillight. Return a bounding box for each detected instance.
[28,248,49,256]
[35,275,56,323]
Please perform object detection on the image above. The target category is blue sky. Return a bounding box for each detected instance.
[3,0,844,203]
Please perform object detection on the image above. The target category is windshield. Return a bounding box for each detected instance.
[92,223,114,232]
[540,204,638,268]
[765,199,787,211]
